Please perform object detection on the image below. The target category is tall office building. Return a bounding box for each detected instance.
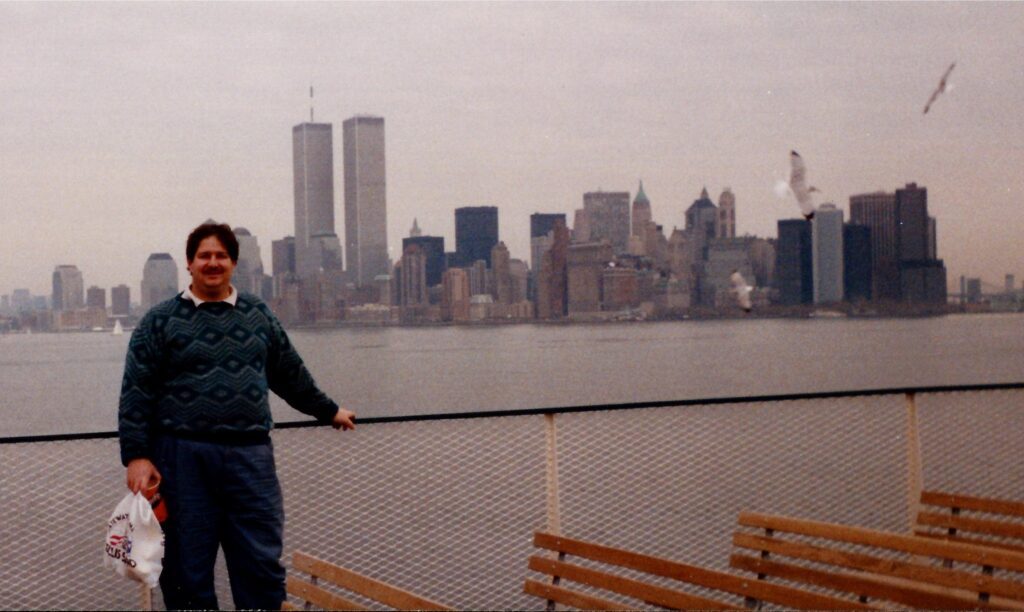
[398,244,427,307]
[530,212,566,275]
[293,122,343,279]
[631,182,652,238]
[51,265,84,311]
[86,286,106,310]
[343,115,388,286]
[536,219,570,319]
[895,183,929,262]
[233,227,266,296]
[849,191,899,300]
[812,204,844,304]
[717,188,736,239]
[685,188,718,260]
[491,242,513,305]
[455,206,499,267]
[567,242,614,314]
[402,235,445,287]
[581,191,630,254]
[776,220,812,305]
[843,225,872,303]
[141,253,179,310]
[111,285,131,316]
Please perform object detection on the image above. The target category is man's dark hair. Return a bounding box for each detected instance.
[186,223,239,263]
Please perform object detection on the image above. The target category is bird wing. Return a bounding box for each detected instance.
[923,62,956,114]
[789,151,816,217]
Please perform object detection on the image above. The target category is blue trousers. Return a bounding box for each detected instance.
[154,436,286,610]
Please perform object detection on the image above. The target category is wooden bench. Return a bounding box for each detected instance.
[524,531,876,610]
[915,490,1024,554]
[284,551,452,611]
[733,511,1024,609]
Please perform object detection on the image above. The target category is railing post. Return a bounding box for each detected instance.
[544,413,561,536]
[905,392,924,534]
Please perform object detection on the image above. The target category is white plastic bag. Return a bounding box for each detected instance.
[104,491,165,588]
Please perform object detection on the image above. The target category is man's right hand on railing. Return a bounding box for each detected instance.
[126,458,161,493]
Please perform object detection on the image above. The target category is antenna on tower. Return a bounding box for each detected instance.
[310,85,314,123]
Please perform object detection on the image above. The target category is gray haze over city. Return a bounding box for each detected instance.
[2,2,1023,297]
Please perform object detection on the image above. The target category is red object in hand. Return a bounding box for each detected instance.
[143,484,168,523]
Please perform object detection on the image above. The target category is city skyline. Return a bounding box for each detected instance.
[3,3,1023,296]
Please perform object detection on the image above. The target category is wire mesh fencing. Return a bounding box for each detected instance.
[0,385,1021,610]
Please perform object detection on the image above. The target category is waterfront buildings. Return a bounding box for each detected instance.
[233,227,267,298]
[776,220,813,305]
[530,213,566,276]
[843,225,872,303]
[343,115,388,286]
[536,219,569,319]
[86,286,105,310]
[812,204,844,304]
[849,191,899,301]
[577,191,630,254]
[52,265,84,312]
[402,234,445,288]
[717,188,736,239]
[567,242,614,315]
[111,285,130,316]
[631,183,652,239]
[455,206,498,267]
[141,253,179,310]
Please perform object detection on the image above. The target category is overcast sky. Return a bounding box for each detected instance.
[2,2,1022,297]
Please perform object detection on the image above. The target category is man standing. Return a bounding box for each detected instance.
[119,222,355,610]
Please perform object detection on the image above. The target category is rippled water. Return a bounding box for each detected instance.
[2,313,1023,437]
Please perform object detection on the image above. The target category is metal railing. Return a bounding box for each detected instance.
[1,383,1022,610]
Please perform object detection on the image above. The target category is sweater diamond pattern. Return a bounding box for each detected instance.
[117,293,338,465]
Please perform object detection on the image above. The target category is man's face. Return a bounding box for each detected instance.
[188,236,236,297]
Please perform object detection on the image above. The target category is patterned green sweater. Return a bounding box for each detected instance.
[118,293,338,465]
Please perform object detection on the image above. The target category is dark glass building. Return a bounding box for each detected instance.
[530,213,567,239]
[455,206,498,267]
[776,219,813,305]
[843,224,872,302]
[402,235,446,287]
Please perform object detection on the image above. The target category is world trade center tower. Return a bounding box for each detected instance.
[293,122,343,279]
[343,115,388,287]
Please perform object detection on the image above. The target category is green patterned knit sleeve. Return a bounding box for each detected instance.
[117,312,163,466]
[263,308,340,424]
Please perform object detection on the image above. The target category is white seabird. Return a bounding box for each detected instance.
[730,270,753,313]
[923,62,956,115]
[789,150,819,220]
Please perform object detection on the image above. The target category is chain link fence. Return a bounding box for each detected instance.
[1,384,1021,610]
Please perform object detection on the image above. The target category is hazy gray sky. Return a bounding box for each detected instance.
[2,2,1022,297]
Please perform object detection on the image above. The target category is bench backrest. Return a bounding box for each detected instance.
[734,511,1024,610]
[916,490,1024,554]
[526,531,874,610]
[285,551,452,611]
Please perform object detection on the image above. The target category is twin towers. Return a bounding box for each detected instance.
[293,116,388,287]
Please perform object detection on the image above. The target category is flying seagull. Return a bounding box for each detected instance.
[923,62,956,115]
[730,270,753,313]
[789,150,819,220]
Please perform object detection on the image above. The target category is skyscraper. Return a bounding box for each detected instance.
[293,122,342,279]
[895,183,929,262]
[717,188,736,239]
[86,286,106,310]
[685,187,718,259]
[581,191,630,254]
[455,206,499,267]
[402,235,445,287]
[111,284,131,316]
[812,204,844,304]
[491,242,513,305]
[776,219,812,305]
[141,253,178,310]
[343,115,388,286]
[233,227,266,296]
[631,182,652,238]
[849,191,899,300]
[52,265,84,311]
[530,212,566,275]
[843,225,872,303]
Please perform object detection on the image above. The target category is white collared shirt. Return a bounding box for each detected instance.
[181,285,238,308]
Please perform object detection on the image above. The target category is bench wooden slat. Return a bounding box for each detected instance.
[532,531,872,610]
[730,553,1000,610]
[286,575,365,611]
[922,491,1024,519]
[293,552,452,611]
[918,510,1024,541]
[738,511,1024,572]
[734,532,1024,601]
[281,602,298,611]
[523,578,624,610]
[529,555,735,610]
[915,530,1024,555]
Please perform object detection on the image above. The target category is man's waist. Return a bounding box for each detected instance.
[158,428,271,446]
